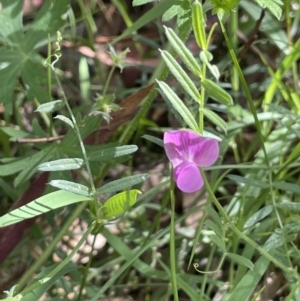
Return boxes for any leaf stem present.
[53,71,97,197]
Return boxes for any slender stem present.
[169,171,179,301]
[218,18,270,167]
[102,66,115,96]
[20,223,95,296]
[16,203,88,292]
[199,64,206,134]
[200,168,297,277]
[47,34,53,136]
[76,231,97,301]
[53,71,96,196]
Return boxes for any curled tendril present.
[193,253,226,274]
[44,31,62,69]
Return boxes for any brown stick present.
[16,135,65,144]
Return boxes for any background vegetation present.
[0,0,300,300]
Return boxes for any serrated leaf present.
[54,115,74,128]
[244,205,273,229]
[210,234,226,252]
[227,175,269,188]
[160,49,201,103]
[49,180,90,197]
[202,79,233,105]
[255,0,282,19]
[200,108,227,133]
[26,0,71,49]
[37,158,84,172]
[97,174,149,194]
[89,145,138,162]
[0,190,91,227]
[164,26,202,76]
[226,253,254,270]
[162,5,181,21]
[157,80,198,132]
[35,100,64,113]
[101,190,141,219]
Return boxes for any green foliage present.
[0,0,299,300]
[100,189,141,219]
[0,190,91,227]
[0,0,71,114]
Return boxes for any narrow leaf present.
[227,175,269,189]
[227,255,269,301]
[276,202,300,212]
[205,220,223,238]
[141,135,163,147]
[202,79,233,105]
[273,181,300,194]
[97,174,149,194]
[160,50,201,102]
[0,190,90,227]
[133,0,156,5]
[226,253,254,270]
[205,206,222,227]
[54,115,74,128]
[112,0,173,44]
[210,234,226,252]
[200,108,227,133]
[101,190,141,219]
[164,26,202,76]
[244,205,273,229]
[49,180,90,197]
[35,100,64,113]
[37,158,84,172]
[89,145,138,161]
[192,0,207,49]
[157,80,198,132]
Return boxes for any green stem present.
[199,64,206,134]
[20,223,95,296]
[76,232,97,301]
[102,66,115,96]
[16,203,87,292]
[218,18,270,167]
[200,168,297,277]
[169,173,179,301]
[53,71,96,196]
[47,34,53,136]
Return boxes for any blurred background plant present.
[1,0,300,300]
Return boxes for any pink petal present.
[189,138,219,167]
[164,130,187,167]
[173,162,203,193]
[164,130,219,168]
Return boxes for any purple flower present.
[164,130,219,193]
